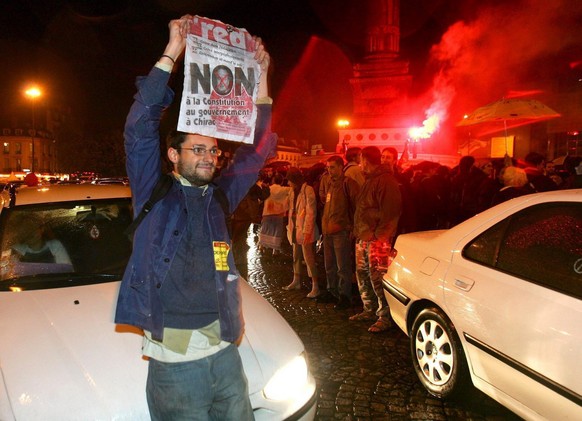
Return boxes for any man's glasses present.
[178,146,222,157]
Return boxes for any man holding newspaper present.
[115,14,275,420]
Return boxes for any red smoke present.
[416,0,582,152]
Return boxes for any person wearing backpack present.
[318,155,360,309]
[114,15,276,420]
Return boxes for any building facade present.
[0,127,57,176]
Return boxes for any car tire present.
[410,307,470,399]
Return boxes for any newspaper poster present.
[177,16,261,144]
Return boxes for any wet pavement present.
[243,232,522,421]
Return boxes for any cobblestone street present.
[243,233,522,421]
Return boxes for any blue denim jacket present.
[114,66,276,342]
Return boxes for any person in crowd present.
[381,147,398,174]
[258,172,291,255]
[381,148,418,234]
[448,155,475,226]
[283,167,321,298]
[456,158,500,223]
[491,166,533,206]
[572,159,582,189]
[115,15,275,420]
[548,170,568,189]
[475,159,501,213]
[544,160,556,178]
[231,178,271,279]
[562,156,582,189]
[305,162,327,250]
[317,155,360,309]
[410,161,450,230]
[343,146,365,279]
[344,147,365,187]
[350,146,401,333]
[523,152,557,192]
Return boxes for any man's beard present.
[178,161,216,186]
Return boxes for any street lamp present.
[24,86,42,173]
[337,119,350,154]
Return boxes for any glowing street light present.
[337,119,350,154]
[24,85,42,172]
[337,119,350,129]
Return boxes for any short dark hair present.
[286,167,304,186]
[327,155,344,167]
[361,146,381,166]
[272,173,284,185]
[345,147,361,163]
[166,130,188,150]
[525,152,545,166]
[459,155,475,173]
[382,147,398,162]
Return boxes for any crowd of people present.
[236,146,582,334]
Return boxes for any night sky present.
[2,0,581,154]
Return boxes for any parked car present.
[383,189,582,420]
[91,177,129,185]
[0,184,317,420]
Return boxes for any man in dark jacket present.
[523,152,557,192]
[114,15,276,420]
[318,155,360,309]
[349,146,401,333]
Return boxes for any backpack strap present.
[124,175,233,239]
[125,174,174,238]
[342,177,355,223]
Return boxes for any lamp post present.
[337,119,350,154]
[24,86,42,173]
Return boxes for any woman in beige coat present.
[283,167,320,298]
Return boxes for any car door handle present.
[454,277,475,291]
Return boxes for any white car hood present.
[0,282,149,420]
[0,280,305,420]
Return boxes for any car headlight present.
[263,353,309,401]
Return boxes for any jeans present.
[355,239,391,321]
[323,230,353,299]
[146,344,254,421]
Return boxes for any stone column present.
[366,0,400,57]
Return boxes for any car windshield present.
[0,198,133,291]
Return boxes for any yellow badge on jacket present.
[213,241,230,271]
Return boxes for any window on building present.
[15,143,21,154]
[3,143,9,154]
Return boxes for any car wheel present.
[410,307,470,399]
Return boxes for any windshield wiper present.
[0,273,120,291]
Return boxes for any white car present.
[0,184,317,421]
[383,189,582,421]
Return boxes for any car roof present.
[436,188,582,241]
[6,184,131,207]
